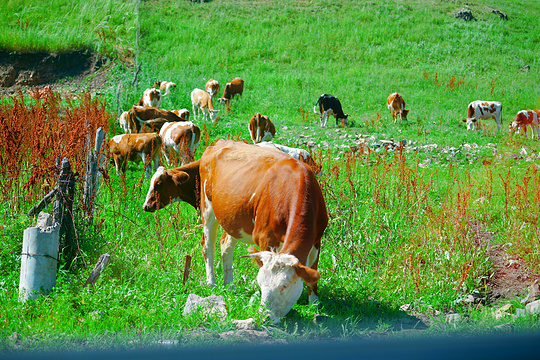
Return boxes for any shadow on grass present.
[278,286,429,338]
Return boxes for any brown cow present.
[387,92,409,123]
[127,105,186,133]
[160,121,201,166]
[218,77,244,110]
[248,113,276,144]
[108,133,162,179]
[143,140,328,322]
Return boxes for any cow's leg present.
[220,232,238,287]
[140,152,152,179]
[306,245,320,304]
[192,104,197,122]
[114,157,121,176]
[201,185,218,286]
[320,111,328,127]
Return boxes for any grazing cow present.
[205,79,220,100]
[173,108,190,121]
[191,88,219,123]
[136,88,162,108]
[256,141,321,175]
[314,94,348,127]
[118,111,130,133]
[509,110,540,139]
[462,100,503,131]
[153,81,176,96]
[160,121,201,166]
[143,140,328,321]
[386,92,409,123]
[218,77,244,110]
[248,113,276,144]
[127,106,186,133]
[108,133,162,179]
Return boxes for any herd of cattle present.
[105,76,539,321]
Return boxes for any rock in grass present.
[183,294,227,320]
[521,280,540,305]
[233,318,257,330]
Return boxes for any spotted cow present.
[463,100,503,131]
[126,105,186,133]
[509,110,540,139]
[108,133,162,179]
[160,121,201,166]
[191,88,219,123]
[136,88,162,108]
[218,77,244,110]
[248,113,276,144]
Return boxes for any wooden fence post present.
[84,127,105,223]
[54,156,76,268]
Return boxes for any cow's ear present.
[172,171,189,185]
[294,264,320,285]
[241,247,263,267]
[462,118,467,122]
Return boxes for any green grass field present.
[1,0,540,352]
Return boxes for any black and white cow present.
[314,94,348,127]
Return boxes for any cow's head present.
[337,115,349,127]
[462,117,478,131]
[242,249,320,322]
[402,109,410,121]
[217,98,228,106]
[143,166,191,212]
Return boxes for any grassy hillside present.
[2,0,540,352]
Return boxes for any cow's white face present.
[465,117,478,131]
[252,251,303,322]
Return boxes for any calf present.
[314,94,348,127]
[143,140,328,321]
[509,110,540,139]
[173,108,190,121]
[205,79,220,100]
[108,133,162,179]
[127,106,186,133]
[248,113,276,144]
[136,88,162,108]
[153,81,176,96]
[256,141,321,175]
[218,77,244,110]
[462,100,503,131]
[160,121,201,166]
[191,88,219,123]
[387,92,409,123]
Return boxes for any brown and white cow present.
[387,92,409,123]
[118,111,130,133]
[108,133,162,179]
[509,110,540,139]
[191,88,219,123]
[160,121,201,166]
[205,79,220,100]
[143,140,328,321]
[218,77,244,110]
[153,81,176,96]
[256,141,321,175]
[136,88,162,108]
[248,113,276,144]
[462,100,503,131]
[127,106,186,133]
[173,108,190,122]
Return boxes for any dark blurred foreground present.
[3,332,540,360]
